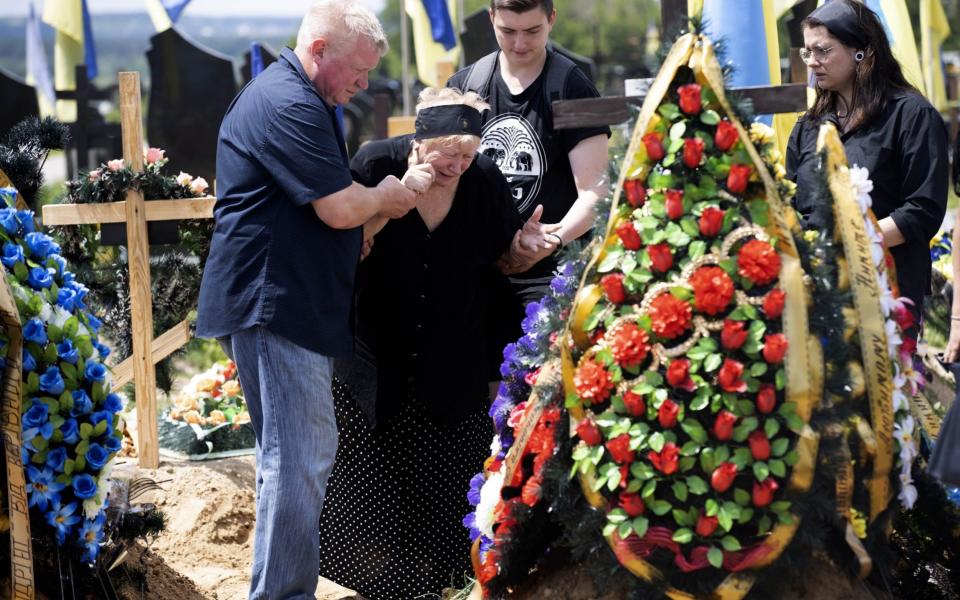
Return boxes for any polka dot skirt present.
[319,379,492,600]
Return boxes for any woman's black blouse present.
[350,135,521,425]
[786,91,948,310]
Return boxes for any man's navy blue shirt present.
[196,47,359,356]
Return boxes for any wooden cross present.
[42,72,216,469]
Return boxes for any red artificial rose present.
[714,120,738,152]
[658,398,680,429]
[762,333,789,364]
[624,179,647,208]
[763,289,786,319]
[601,272,627,304]
[721,319,748,350]
[576,418,603,446]
[711,461,738,492]
[665,189,685,220]
[894,302,916,332]
[726,163,752,195]
[666,358,693,389]
[718,358,747,393]
[622,390,646,417]
[738,239,781,285]
[713,410,738,441]
[683,137,705,169]
[648,293,693,340]
[574,358,616,404]
[678,83,702,114]
[619,491,646,517]
[648,442,680,475]
[648,243,674,274]
[748,430,771,460]
[696,513,719,537]
[690,266,735,316]
[616,220,642,251]
[757,384,777,414]
[611,322,650,369]
[699,206,725,237]
[643,133,665,161]
[752,478,779,507]
[606,433,635,465]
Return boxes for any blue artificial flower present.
[60,418,80,444]
[90,410,113,435]
[22,401,51,435]
[63,281,89,310]
[16,210,36,233]
[71,390,93,417]
[57,340,79,364]
[24,232,60,261]
[83,311,101,333]
[22,349,36,372]
[39,366,65,395]
[71,473,98,500]
[95,342,111,359]
[103,393,123,414]
[23,318,47,345]
[103,435,122,453]
[85,443,110,470]
[26,466,65,511]
[46,446,67,472]
[47,254,67,277]
[45,500,80,545]
[78,515,105,564]
[499,343,518,379]
[0,208,19,235]
[1,241,24,268]
[27,266,53,290]
[56,288,77,311]
[467,472,485,506]
[84,362,107,383]
[62,271,75,284]
[462,511,480,541]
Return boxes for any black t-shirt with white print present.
[448,50,610,281]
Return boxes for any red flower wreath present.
[737,239,781,285]
[648,293,693,340]
[690,266,735,316]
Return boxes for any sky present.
[0,0,386,18]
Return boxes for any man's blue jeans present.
[220,326,338,600]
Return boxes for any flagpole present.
[457,0,465,68]
[401,0,411,116]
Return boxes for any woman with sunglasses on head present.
[786,0,948,336]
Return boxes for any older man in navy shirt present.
[196,2,418,597]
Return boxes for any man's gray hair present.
[296,0,388,57]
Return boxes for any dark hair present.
[803,0,917,130]
[490,0,554,14]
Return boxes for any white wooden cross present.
[42,72,216,469]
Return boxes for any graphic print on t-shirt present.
[478,113,545,215]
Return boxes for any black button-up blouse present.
[786,91,948,311]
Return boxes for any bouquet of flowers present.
[168,360,250,431]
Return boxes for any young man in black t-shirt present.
[448,0,610,386]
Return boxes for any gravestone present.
[459,8,596,81]
[0,67,40,140]
[146,27,237,184]
[241,42,279,84]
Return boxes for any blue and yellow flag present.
[406,0,460,88]
[697,0,797,155]
[26,1,56,116]
[850,0,926,95]
[42,0,95,121]
[920,0,951,110]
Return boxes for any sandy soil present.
[114,455,360,600]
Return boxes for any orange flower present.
[738,239,781,285]
[574,358,615,404]
[648,293,692,340]
[690,266,734,316]
[610,322,650,368]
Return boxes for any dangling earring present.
[854,51,865,62]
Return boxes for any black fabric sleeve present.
[558,68,611,153]
[888,104,949,245]
[785,121,802,183]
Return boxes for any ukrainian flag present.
[696,0,797,155]
[920,0,951,110]
[42,0,96,121]
[406,0,460,88]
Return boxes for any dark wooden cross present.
[553,0,810,130]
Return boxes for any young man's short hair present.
[490,0,553,14]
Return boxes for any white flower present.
[893,415,918,463]
[877,272,896,316]
[898,472,918,509]
[189,176,209,196]
[175,171,193,187]
[38,302,53,323]
[891,367,909,413]
[87,169,101,183]
[107,159,124,172]
[145,147,166,165]
[848,165,873,212]
[489,436,502,461]
[885,318,902,359]
[475,471,504,539]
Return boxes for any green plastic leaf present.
[74,455,86,471]
[642,479,658,499]
[686,476,708,495]
[721,535,742,551]
[764,418,781,438]
[706,499,719,517]
[769,459,787,478]
[772,438,790,456]
[633,516,649,538]
[681,420,708,444]
[659,103,681,120]
[734,488,751,506]
[79,422,93,439]
[708,547,724,568]
[690,389,710,411]
[704,353,723,372]
[672,528,693,544]
[649,431,665,453]
[651,500,672,516]
[753,462,770,481]
[597,250,621,273]
[64,459,75,475]
[670,121,687,140]
[717,507,733,532]
[700,109,721,125]
[673,481,689,502]
[619,521,634,538]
